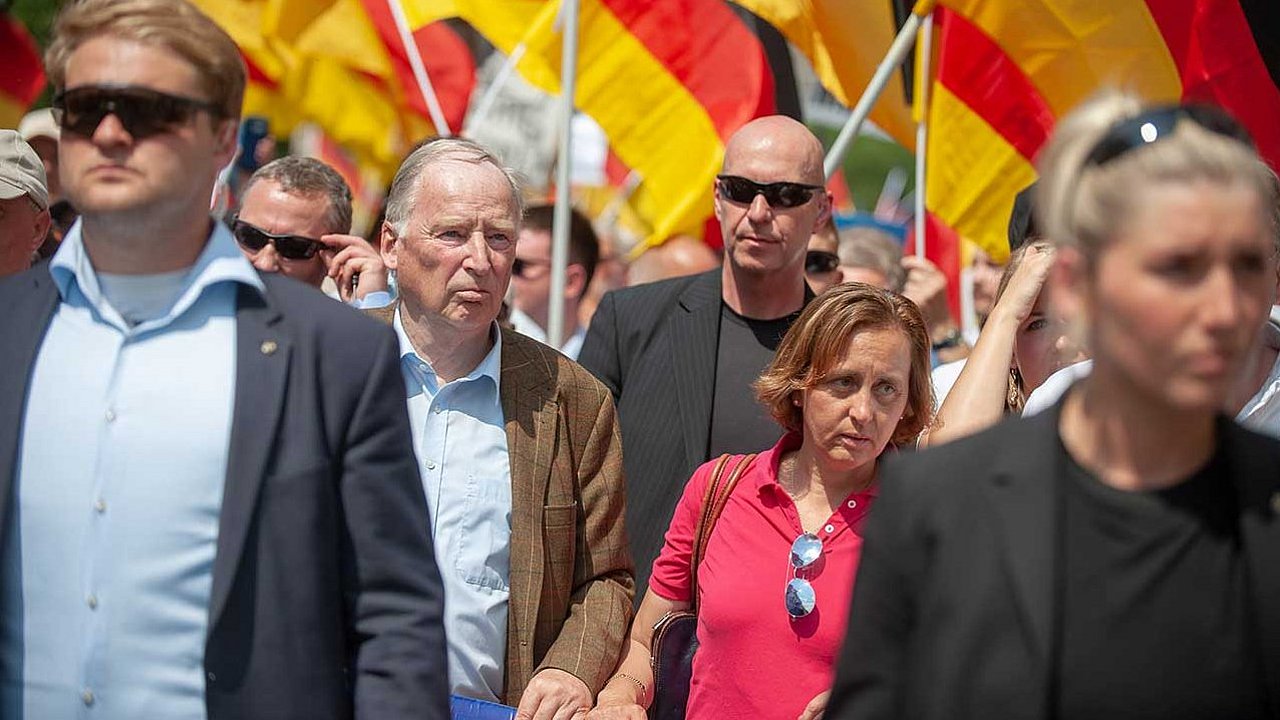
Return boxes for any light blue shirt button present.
[105,409,116,423]
[81,689,94,706]
[87,594,98,610]
[426,461,437,470]
[94,498,107,513]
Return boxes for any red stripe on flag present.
[241,52,279,90]
[361,2,476,133]
[1143,0,1280,170]
[904,212,962,322]
[0,14,45,106]
[597,0,774,141]
[934,8,1054,163]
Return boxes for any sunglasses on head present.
[805,250,840,275]
[717,175,824,209]
[52,85,222,140]
[231,218,322,260]
[1083,103,1255,167]
[785,532,823,619]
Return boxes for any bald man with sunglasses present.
[579,115,833,592]
[0,2,448,719]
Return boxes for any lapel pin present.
[260,340,278,356]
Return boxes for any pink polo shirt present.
[649,433,878,720]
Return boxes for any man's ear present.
[380,221,399,271]
[31,208,51,254]
[564,263,588,299]
[815,190,834,228]
[212,118,239,170]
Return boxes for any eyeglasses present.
[717,175,824,209]
[805,250,839,275]
[52,85,222,140]
[1083,104,1254,167]
[231,217,322,260]
[511,257,551,279]
[785,532,823,619]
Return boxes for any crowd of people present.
[1,1,1278,719]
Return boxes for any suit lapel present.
[209,284,291,628]
[980,409,1061,669]
[499,330,557,696]
[1223,421,1280,710]
[0,270,60,528]
[670,271,721,470]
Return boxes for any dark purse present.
[647,453,756,720]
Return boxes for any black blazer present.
[827,406,1280,720]
[579,270,725,590]
[0,266,449,720]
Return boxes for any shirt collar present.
[49,217,264,325]
[756,431,881,499]
[393,305,503,394]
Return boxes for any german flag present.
[448,0,776,249]
[927,0,1280,260]
[0,13,45,129]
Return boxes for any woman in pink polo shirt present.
[589,283,935,720]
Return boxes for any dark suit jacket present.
[0,266,449,720]
[578,270,725,590]
[366,306,635,703]
[827,406,1280,720]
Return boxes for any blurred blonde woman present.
[829,92,1280,719]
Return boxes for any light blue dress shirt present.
[0,220,263,720]
[394,309,512,702]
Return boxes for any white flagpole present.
[913,9,934,259]
[823,0,938,179]
[387,0,452,136]
[547,0,580,348]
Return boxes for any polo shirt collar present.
[756,430,881,499]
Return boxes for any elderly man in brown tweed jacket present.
[370,136,634,717]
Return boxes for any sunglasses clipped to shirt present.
[230,217,323,260]
[1083,103,1255,167]
[52,85,223,140]
[717,175,824,209]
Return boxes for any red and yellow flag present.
[926,0,1280,260]
[0,13,45,129]
[439,0,775,249]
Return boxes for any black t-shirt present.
[1057,443,1266,719]
[707,303,799,458]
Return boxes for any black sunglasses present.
[52,85,223,140]
[717,175,824,209]
[1083,103,1254,167]
[231,218,322,260]
[805,250,839,275]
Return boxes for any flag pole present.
[387,0,452,136]
[547,0,580,348]
[912,8,934,259]
[823,0,938,179]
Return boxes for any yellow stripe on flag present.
[926,84,1036,261]
[732,0,915,148]
[940,0,1182,115]
[460,0,727,247]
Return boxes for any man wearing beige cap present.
[0,129,51,276]
[19,107,62,204]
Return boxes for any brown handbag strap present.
[688,453,756,613]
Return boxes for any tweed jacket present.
[368,305,635,703]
